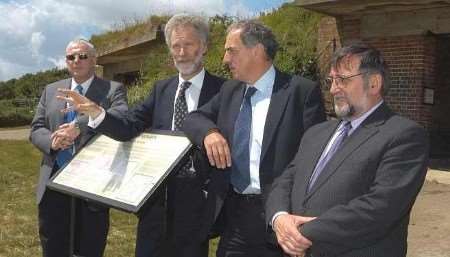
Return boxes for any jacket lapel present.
[227,83,246,143]
[306,103,391,198]
[84,76,103,104]
[260,70,291,161]
[198,71,214,107]
[164,77,179,128]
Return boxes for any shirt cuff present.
[271,211,289,228]
[88,107,106,128]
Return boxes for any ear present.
[254,43,265,58]
[368,73,382,95]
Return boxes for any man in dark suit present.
[182,20,326,257]
[266,43,429,257]
[60,14,224,257]
[30,39,128,257]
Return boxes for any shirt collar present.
[178,68,205,91]
[247,65,275,95]
[71,75,94,94]
[347,100,384,132]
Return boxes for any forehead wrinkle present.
[335,54,361,74]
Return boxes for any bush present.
[0,100,37,127]
[124,5,321,105]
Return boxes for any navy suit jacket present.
[266,103,429,257]
[183,69,326,240]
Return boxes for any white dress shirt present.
[171,68,205,129]
[240,65,275,194]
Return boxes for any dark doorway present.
[430,34,450,169]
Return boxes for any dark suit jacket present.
[30,76,128,203]
[266,103,429,257]
[183,69,326,240]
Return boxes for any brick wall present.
[368,36,435,129]
[317,16,437,129]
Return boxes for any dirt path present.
[0,128,30,140]
[408,179,450,257]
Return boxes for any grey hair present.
[227,20,278,60]
[331,42,391,96]
[66,38,96,56]
[164,13,209,46]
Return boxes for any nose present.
[329,80,340,95]
[222,51,230,65]
[179,47,185,56]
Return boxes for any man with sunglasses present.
[30,38,128,257]
[266,43,429,257]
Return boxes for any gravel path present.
[0,128,30,140]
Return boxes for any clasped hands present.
[51,88,101,151]
[273,214,316,257]
[51,122,79,150]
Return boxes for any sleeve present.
[182,89,222,149]
[265,139,307,225]
[96,84,154,141]
[88,107,106,128]
[29,86,53,155]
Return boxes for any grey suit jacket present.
[266,103,429,257]
[30,76,128,204]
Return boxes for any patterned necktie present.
[231,86,257,193]
[174,81,191,131]
[174,81,193,177]
[55,85,83,168]
[307,121,352,192]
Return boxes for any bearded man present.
[60,14,224,257]
[266,43,429,257]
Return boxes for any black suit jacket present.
[266,103,429,257]
[183,69,326,240]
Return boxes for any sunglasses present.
[66,53,90,61]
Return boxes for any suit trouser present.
[166,175,209,257]
[38,188,109,257]
[135,188,166,257]
[217,190,283,257]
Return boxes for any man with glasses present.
[30,38,128,257]
[266,42,429,257]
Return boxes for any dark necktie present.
[231,86,257,193]
[307,121,352,192]
[174,81,193,177]
[56,85,83,168]
[174,81,191,131]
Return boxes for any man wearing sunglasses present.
[266,43,429,257]
[30,38,128,257]
[58,14,225,257]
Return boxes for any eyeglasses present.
[66,53,90,61]
[323,72,368,89]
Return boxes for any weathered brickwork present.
[316,16,449,131]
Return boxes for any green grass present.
[0,140,218,256]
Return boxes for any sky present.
[0,0,292,82]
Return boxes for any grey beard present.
[334,103,354,119]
